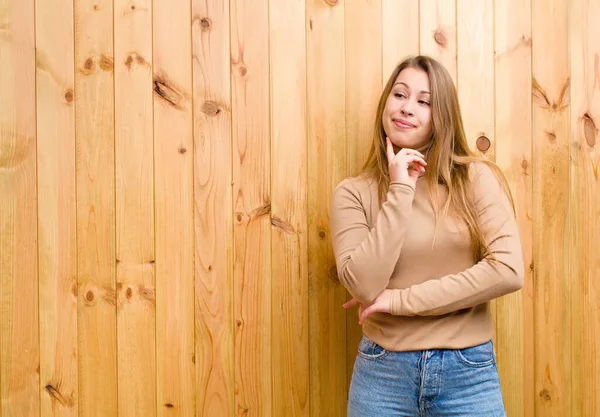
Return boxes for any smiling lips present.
[393,118,416,129]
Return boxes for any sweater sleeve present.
[330,178,415,304]
[389,163,525,316]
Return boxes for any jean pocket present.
[454,340,495,368]
[357,335,388,360]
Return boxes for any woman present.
[330,55,524,416]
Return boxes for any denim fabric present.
[348,334,506,417]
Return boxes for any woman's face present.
[382,67,433,150]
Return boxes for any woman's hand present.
[386,137,427,188]
[343,289,394,325]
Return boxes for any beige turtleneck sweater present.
[330,162,524,351]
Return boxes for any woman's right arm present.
[330,179,416,304]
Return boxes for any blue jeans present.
[348,335,506,416]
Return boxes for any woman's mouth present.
[393,118,416,129]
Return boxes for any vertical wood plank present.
[419,0,457,83]
[382,0,419,82]
[114,0,156,415]
[0,0,39,415]
[569,1,600,415]
[231,0,272,416]
[457,0,494,157]
[74,0,117,415]
[153,0,195,413]
[307,1,347,416]
[532,0,571,415]
[344,0,382,386]
[36,0,78,414]
[494,0,534,415]
[270,0,309,415]
[192,1,234,416]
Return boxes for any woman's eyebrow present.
[393,81,430,95]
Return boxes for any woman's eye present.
[394,93,406,99]
[419,100,430,106]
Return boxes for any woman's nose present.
[400,105,414,117]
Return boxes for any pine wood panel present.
[344,0,382,387]
[382,0,419,81]
[192,1,234,416]
[457,0,495,157]
[114,0,156,415]
[270,0,309,416]
[532,0,572,415]
[494,1,534,416]
[36,0,78,414]
[569,0,600,415]
[307,1,348,416]
[153,0,195,413]
[0,0,39,415]
[231,1,272,416]
[420,0,457,83]
[74,0,117,415]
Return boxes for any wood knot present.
[476,135,491,152]
[64,89,74,103]
[153,76,185,110]
[521,158,529,174]
[317,229,326,240]
[178,147,187,154]
[323,0,338,6]
[126,288,133,299]
[582,113,597,147]
[125,55,134,68]
[433,30,447,48]
[130,4,136,10]
[93,4,99,11]
[83,58,95,71]
[164,403,174,408]
[200,17,212,31]
[201,101,220,116]
[85,291,94,302]
[99,54,114,71]
[235,213,244,223]
[235,320,243,327]
[239,66,248,76]
[539,389,552,402]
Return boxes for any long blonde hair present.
[361,55,514,261]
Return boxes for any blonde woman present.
[330,55,524,417]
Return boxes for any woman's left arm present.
[350,162,525,321]
[387,162,524,316]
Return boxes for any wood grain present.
[382,0,419,81]
[74,0,117,415]
[0,0,39,415]
[231,1,272,416]
[192,1,234,416]
[36,0,78,414]
[494,0,534,415]
[114,0,156,415]
[307,1,348,416]
[532,0,571,415]
[457,0,494,158]
[420,0,457,83]
[344,0,382,388]
[569,0,600,415]
[153,0,195,413]
[270,0,309,415]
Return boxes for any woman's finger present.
[385,137,395,162]
[343,298,360,309]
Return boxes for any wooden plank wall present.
[0,0,598,416]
